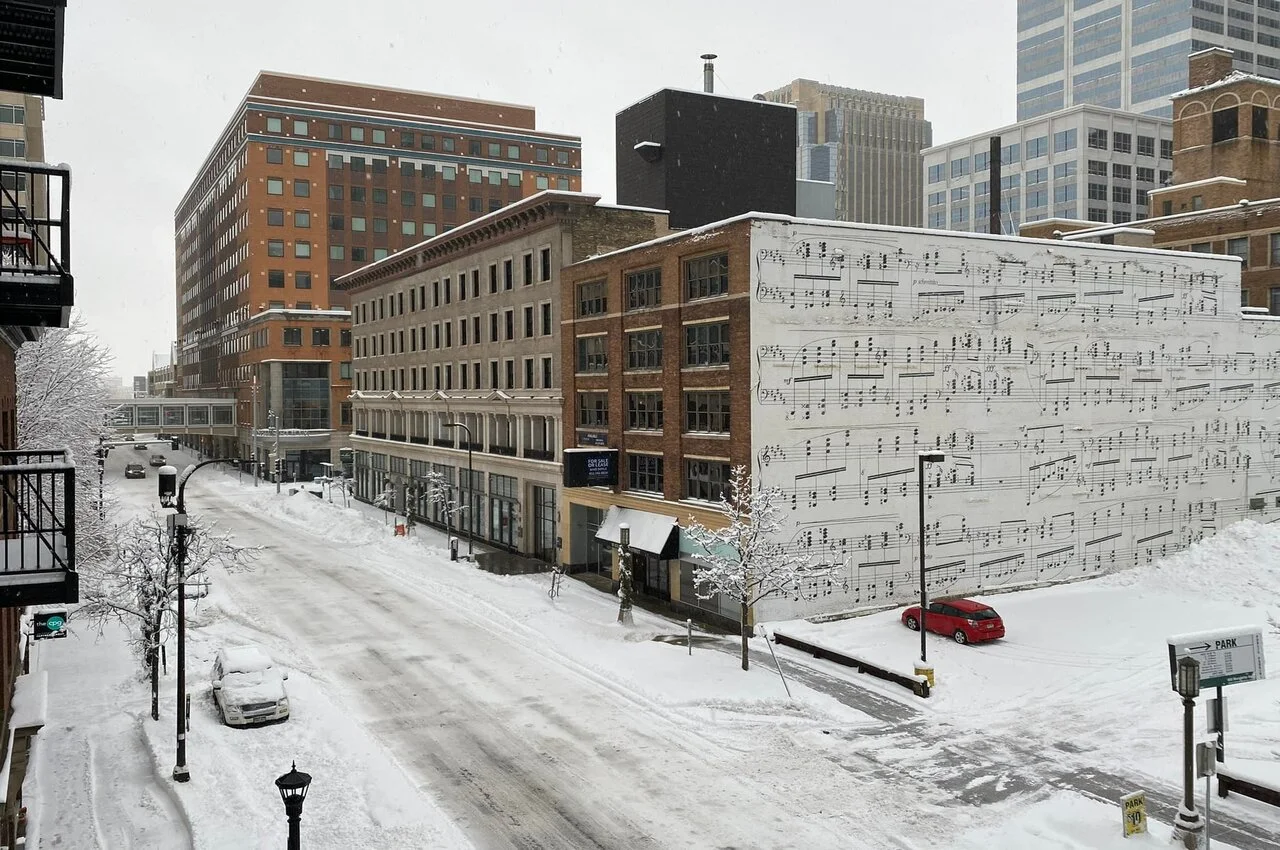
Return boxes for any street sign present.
[33,611,67,640]
[1167,626,1266,690]
[1120,790,1148,837]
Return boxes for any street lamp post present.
[158,456,239,783]
[274,762,312,850]
[443,421,473,561]
[251,377,259,488]
[917,451,945,666]
[96,437,107,519]
[1173,656,1205,848]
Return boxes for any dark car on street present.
[148,453,167,467]
[125,463,146,479]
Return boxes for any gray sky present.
[45,0,1016,382]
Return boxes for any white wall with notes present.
[748,217,1276,621]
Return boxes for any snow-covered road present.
[191,475,885,849]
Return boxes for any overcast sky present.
[45,0,1017,383]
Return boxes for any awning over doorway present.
[594,506,680,558]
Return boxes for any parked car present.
[124,463,146,479]
[133,442,148,451]
[122,435,134,442]
[148,453,166,467]
[901,598,1005,645]
[211,646,290,727]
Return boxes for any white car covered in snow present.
[211,646,290,727]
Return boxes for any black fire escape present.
[0,0,76,605]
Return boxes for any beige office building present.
[336,191,667,560]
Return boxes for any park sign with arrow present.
[1167,626,1266,691]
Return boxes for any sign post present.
[1120,790,1148,837]
[1169,625,1266,768]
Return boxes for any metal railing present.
[0,158,71,280]
[523,448,555,461]
[488,444,516,457]
[0,448,76,575]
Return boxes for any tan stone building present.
[336,192,667,559]
[174,72,582,479]
[1022,47,1280,314]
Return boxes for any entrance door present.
[532,486,556,563]
[490,497,516,549]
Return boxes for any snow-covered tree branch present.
[77,509,259,720]
[16,313,117,571]
[683,465,836,670]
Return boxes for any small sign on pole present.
[33,611,68,640]
[1167,626,1266,690]
[1121,790,1148,837]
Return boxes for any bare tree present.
[424,470,462,539]
[78,509,257,720]
[16,313,117,570]
[683,465,836,671]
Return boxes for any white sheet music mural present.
[747,218,1280,621]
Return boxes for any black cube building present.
[616,88,796,230]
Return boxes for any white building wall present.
[748,217,1276,621]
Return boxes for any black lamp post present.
[1173,656,1205,848]
[275,761,312,850]
[159,456,239,783]
[96,437,108,519]
[917,451,945,665]
[443,421,473,561]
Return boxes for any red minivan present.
[901,598,1005,645]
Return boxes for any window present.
[373,187,387,203]
[296,271,312,290]
[1192,195,1205,211]
[283,327,302,346]
[686,460,730,503]
[267,178,284,195]
[1053,161,1076,180]
[541,302,552,335]
[1160,139,1173,159]
[1088,182,1108,201]
[540,247,551,281]
[627,454,664,493]
[488,263,498,293]
[1271,287,1280,316]
[266,146,284,164]
[1228,236,1250,268]
[266,117,282,133]
[1160,170,1172,186]
[267,239,285,257]
[927,163,944,183]
[505,359,515,390]
[268,269,285,288]
[1135,189,1148,206]
[685,391,730,433]
[373,218,387,233]
[1112,186,1131,204]
[626,268,661,310]
[1087,128,1107,149]
[523,305,534,338]
[372,129,386,144]
[0,104,26,124]
[1213,108,1239,142]
[401,130,416,148]
[504,259,514,289]
[330,214,344,231]
[684,322,730,367]
[685,253,729,299]
[576,336,608,372]
[489,312,497,341]
[578,392,608,428]
[293,150,309,166]
[1112,132,1131,153]
[267,208,284,226]
[423,193,436,208]
[402,221,416,236]
[327,123,342,140]
[1087,160,1107,177]
[1136,166,1155,183]
[468,197,482,212]
[577,279,607,316]
[402,190,416,207]
[507,145,520,160]
[295,241,311,258]
[1113,163,1131,180]
[1191,242,1211,253]
[294,179,310,197]
[328,185,344,200]
[504,309,514,340]
[626,393,664,431]
[350,127,364,142]
[1137,135,1155,157]
[557,150,569,165]
[1025,136,1048,158]
[1270,233,1280,266]
[312,327,331,346]
[536,176,549,190]
[352,217,366,232]
[442,194,456,210]
[542,356,552,388]
[330,245,345,260]
[290,210,309,229]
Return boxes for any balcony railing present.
[354,429,369,437]
[0,448,78,606]
[370,431,386,440]
[488,444,516,457]
[523,448,555,462]
[432,437,455,449]
[459,440,484,452]
[389,433,406,442]
[409,436,429,445]
[0,159,73,330]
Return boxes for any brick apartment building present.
[1022,47,1280,313]
[336,191,667,560]
[561,220,751,625]
[174,72,581,480]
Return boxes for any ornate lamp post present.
[443,421,474,560]
[916,451,945,666]
[1173,656,1205,848]
[274,762,312,850]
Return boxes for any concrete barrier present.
[772,630,930,698]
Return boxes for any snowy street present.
[28,445,1280,849]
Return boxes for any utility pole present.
[251,377,259,487]
[272,410,281,494]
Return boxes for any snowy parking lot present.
[26,445,1280,849]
